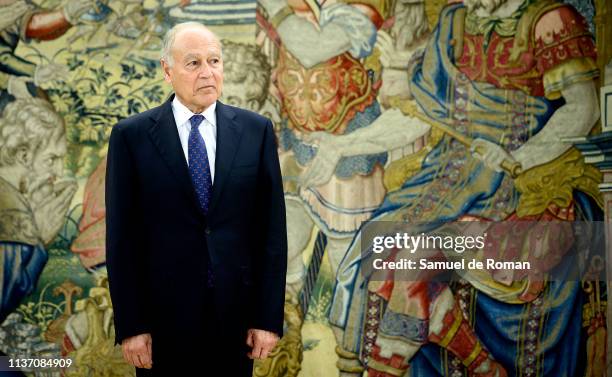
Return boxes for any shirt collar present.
[171,96,217,128]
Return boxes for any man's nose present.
[198,63,212,78]
[53,161,64,178]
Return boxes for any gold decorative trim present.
[366,358,405,376]
[344,0,395,20]
[452,7,466,61]
[335,361,366,373]
[543,57,599,99]
[270,6,294,29]
[533,32,595,57]
[594,0,612,81]
[438,309,463,348]
[462,342,483,367]
[335,345,360,360]
[509,0,558,62]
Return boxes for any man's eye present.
[187,61,198,66]
[210,58,219,64]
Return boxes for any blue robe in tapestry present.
[328,3,599,376]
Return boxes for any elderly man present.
[302,0,601,375]
[105,22,287,376]
[71,40,275,269]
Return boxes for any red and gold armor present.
[276,45,376,134]
[271,0,389,134]
[455,3,597,98]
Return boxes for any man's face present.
[32,130,67,181]
[162,27,224,113]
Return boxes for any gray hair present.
[0,98,64,167]
[161,22,223,67]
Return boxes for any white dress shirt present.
[171,96,217,184]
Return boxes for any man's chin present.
[192,96,219,111]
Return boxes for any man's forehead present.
[38,137,66,156]
[183,48,221,60]
[50,131,67,147]
[173,27,221,53]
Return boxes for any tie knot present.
[190,114,205,129]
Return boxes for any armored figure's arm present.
[300,108,431,186]
[511,80,599,171]
[475,4,600,173]
[260,0,380,68]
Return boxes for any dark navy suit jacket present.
[105,96,287,358]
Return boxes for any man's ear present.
[160,59,172,83]
[15,145,33,167]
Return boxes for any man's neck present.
[175,95,214,114]
[476,0,525,18]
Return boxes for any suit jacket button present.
[205,227,211,235]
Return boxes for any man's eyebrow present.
[183,53,201,61]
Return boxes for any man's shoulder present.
[534,3,591,44]
[114,102,166,133]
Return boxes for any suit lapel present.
[147,98,242,218]
[147,96,203,218]
[208,101,243,216]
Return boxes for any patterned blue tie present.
[188,114,213,214]
[188,114,214,288]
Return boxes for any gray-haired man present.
[105,22,287,376]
